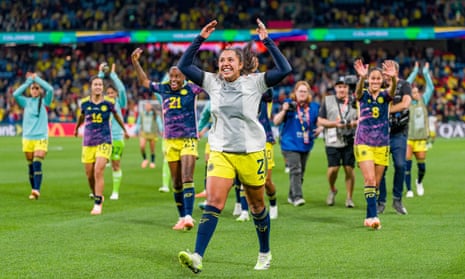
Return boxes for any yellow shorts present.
[140,131,158,140]
[265,142,275,169]
[407,139,427,153]
[164,138,198,162]
[354,144,389,166]
[22,138,48,153]
[82,143,112,163]
[207,150,266,186]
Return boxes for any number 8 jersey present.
[80,96,116,146]
[354,90,392,147]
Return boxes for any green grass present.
[1,136,464,278]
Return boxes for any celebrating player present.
[13,72,53,200]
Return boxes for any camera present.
[344,75,358,109]
[344,75,358,92]
[340,119,349,126]
[389,109,409,132]
[287,101,297,112]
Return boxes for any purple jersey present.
[354,89,392,147]
[150,81,203,139]
[80,96,116,146]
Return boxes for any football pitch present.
[1,136,464,278]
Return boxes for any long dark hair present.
[241,42,257,75]
[37,95,42,116]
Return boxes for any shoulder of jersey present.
[104,96,115,104]
[81,96,90,103]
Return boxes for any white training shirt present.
[203,72,268,153]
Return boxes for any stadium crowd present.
[1,0,463,31]
[1,0,465,125]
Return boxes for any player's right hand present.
[200,20,217,39]
[131,48,143,61]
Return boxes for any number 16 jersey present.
[80,96,116,146]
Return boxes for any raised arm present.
[382,60,398,99]
[12,75,33,107]
[177,20,218,86]
[110,68,128,108]
[131,48,151,89]
[353,59,368,100]
[406,61,419,84]
[256,19,292,87]
[422,63,434,104]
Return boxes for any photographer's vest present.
[408,98,429,140]
[323,95,357,148]
[140,110,159,135]
[389,79,410,135]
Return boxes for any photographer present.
[274,81,321,207]
[318,76,358,208]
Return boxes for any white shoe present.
[293,198,305,207]
[232,203,242,216]
[416,179,424,196]
[110,192,119,200]
[284,167,290,173]
[178,251,203,274]
[406,190,414,198]
[269,205,278,219]
[236,211,250,222]
[254,251,272,270]
[158,186,170,193]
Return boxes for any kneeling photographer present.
[317,76,358,208]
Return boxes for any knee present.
[246,194,265,213]
[289,167,302,176]
[206,196,226,211]
[393,161,405,171]
[364,176,377,186]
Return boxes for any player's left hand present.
[256,18,268,40]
